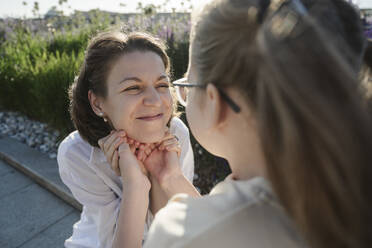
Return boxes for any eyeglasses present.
[172,78,241,113]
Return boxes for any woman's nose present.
[143,87,161,106]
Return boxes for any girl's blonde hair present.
[192,0,372,247]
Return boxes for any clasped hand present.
[97,129,182,190]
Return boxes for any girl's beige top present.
[144,177,308,248]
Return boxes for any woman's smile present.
[136,113,164,121]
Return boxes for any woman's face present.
[100,51,173,143]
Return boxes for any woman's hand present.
[98,130,128,176]
[144,132,183,186]
[117,142,151,192]
[98,130,150,176]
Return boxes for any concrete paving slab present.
[0,239,9,248]
[0,159,14,176]
[0,136,82,210]
[0,183,75,248]
[18,211,80,248]
[0,169,33,198]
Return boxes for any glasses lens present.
[175,85,188,106]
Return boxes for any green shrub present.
[0,28,85,134]
[0,20,190,137]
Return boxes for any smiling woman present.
[56,30,194,248]
[69,31,178,147]
[89,50,173,143]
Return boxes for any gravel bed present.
[0,111,60,159]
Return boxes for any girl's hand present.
[135,143,155,163]
[144,132,183,185]
[134,127,173,163]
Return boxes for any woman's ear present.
[204,83,228,131]
[88,90,105,117]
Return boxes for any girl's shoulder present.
[145,178,305,248]
[160,178,276,220]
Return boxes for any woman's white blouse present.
[57,117,194,248]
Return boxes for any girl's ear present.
[88,90,105,117]
[204,83,228,131]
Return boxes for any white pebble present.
[0,111,61,160]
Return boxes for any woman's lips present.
[137,113,163,121]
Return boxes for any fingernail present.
[118,131,126,137]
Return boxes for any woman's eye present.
[157,83,170,89]
[123,86,141,92]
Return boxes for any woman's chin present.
[129,131,165,144]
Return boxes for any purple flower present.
[365,28,372,40]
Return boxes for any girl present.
[57,31,194,248]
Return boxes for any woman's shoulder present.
[169,117,189,140]
[57,130,92,168]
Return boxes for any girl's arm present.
[159,170,201,199]
[149,176,169,215]
[148,126,196,214]
[145,139,201,200]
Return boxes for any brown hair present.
[365,41,372,68]
[361,41,372,100]
[69,31,175,147]
[192,0,372,247]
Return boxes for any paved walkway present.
[0,155,80,248]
